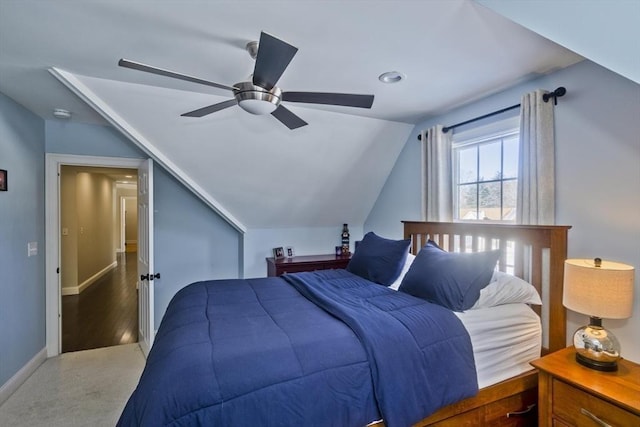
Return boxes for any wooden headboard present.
[403,221,571,353]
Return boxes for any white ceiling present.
[0,0,584,230]
[0,0,583,124]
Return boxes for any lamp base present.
[575,352,618,372]
[572,317,621,372]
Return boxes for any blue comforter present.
[117,270,477,426]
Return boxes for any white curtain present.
[517,90,556,225]
[421,125,453,222]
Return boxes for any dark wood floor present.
[62,252,138,353]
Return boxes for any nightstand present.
[266,254,351,277]
[530,346,640,427]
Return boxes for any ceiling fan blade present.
[181,99,238,117]
[118,59,237,92]
[252,32,298,90]
[282,92,374,109]
[271,105,308,130]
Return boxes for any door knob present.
[149,272,161,281]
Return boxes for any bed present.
[118,221,570,427]
[400,221,571,426]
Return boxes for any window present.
[453,118,519,222]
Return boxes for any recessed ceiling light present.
[378,71,405,84]
[53,108,72,119]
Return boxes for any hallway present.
[62,252,138,353]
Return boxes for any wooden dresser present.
[531,346,640,427]
[266,254,351,276]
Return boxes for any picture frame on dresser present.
[273,247,285,259]
[0,169,6,191]
[286,246,295,258]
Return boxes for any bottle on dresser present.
[341,224,350,255]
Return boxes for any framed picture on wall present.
[0,169,6,191]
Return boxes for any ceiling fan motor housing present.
[233,81,281,115]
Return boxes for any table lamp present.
[562,258,634,371]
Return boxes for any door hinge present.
[56,267,60,274]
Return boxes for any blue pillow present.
[398,241,499,311]
[346,232,411,286]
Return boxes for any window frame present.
[452,117,520,223]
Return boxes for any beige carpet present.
[0,344,145,427]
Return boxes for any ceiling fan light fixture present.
[237,96,279,115]
[234,82,282,115]
[378,71,405,84]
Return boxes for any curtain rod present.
[417,86,566,141]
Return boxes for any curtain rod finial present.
[543,86,567,104]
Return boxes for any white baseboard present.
[61,286,78,296]
[60,261,117,295]
[0,347,47,405]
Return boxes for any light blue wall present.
[366,59,640,362]
[153,165,241,326]
[46,120,146,158]
[0,93,46,386]
[364,130,423,239]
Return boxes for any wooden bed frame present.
[394,221,571,426]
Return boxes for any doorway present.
[45,154,150,357]
[58,165,138,352]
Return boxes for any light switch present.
[62,227,69,236]
[28,241,38,257]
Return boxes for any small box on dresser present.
[266,254,351,276]
[530,346,640,427]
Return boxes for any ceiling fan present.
[118,32,375,130]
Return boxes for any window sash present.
[453,128,519,222]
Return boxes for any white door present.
[137,158,154,357]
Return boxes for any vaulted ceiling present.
[0,0,584,230]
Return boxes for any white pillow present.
[470,270,542,309]
[388,253,415,291]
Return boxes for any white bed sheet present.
[455,303,541,389]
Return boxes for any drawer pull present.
[506,403,536,418]
[580,408,613,427]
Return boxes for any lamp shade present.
[563,258,634,319]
